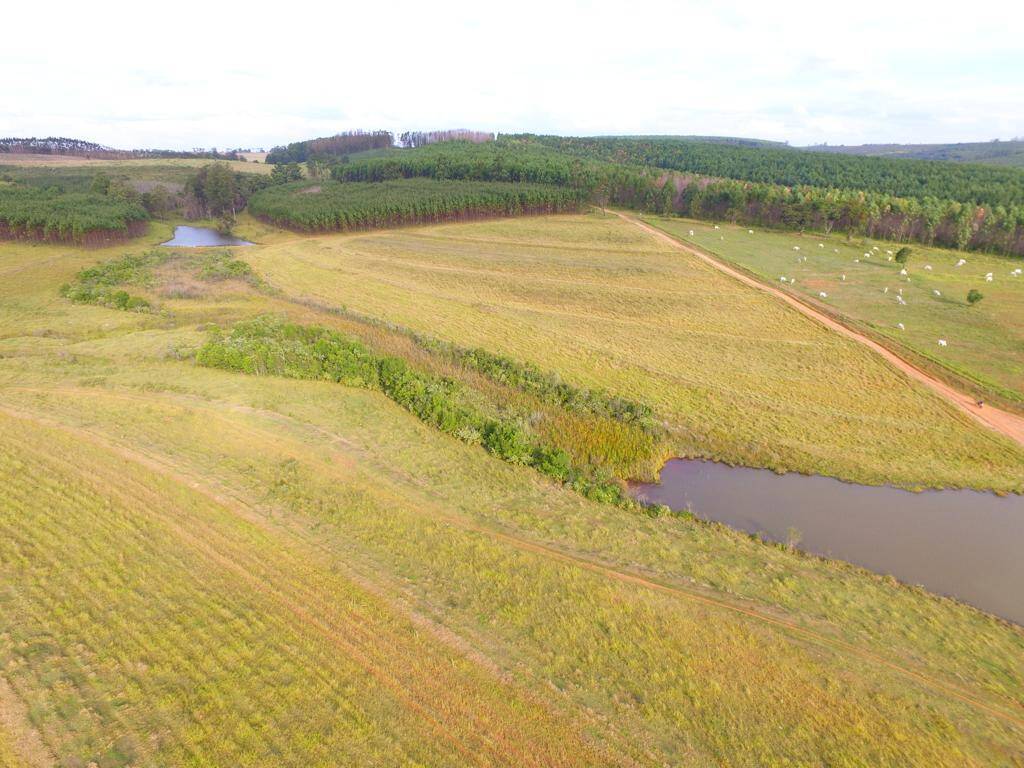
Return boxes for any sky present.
[2,0,1023,150]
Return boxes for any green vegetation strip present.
[296,299,660,433]
[247,178,584,232]
[197,317,645,508]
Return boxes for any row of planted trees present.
[658,178,1024,256]
[0,186,149,244]
[246,178,584,232]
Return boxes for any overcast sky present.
[3,0,1022,150]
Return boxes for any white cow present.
[924,265,932,270]
[819,292,828,298]
[899,268,908,275]
[956,259,966,267]
[897,322,905,330]
[938,339,947,347]
[933,289,941,297]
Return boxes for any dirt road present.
[613,210,1024,449]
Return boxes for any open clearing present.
[239,211,1024,492]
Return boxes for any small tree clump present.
[895,246,912,263]
[967,289,984,305]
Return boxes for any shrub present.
[967,289,984,305]
[895,247,912,263]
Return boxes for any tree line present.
[246,178,583,232]
[266,131,394,165]
[398,130,494,148]
[517,135,1024,209]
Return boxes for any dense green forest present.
[0,186,149,243]
[520,135,1024,208]
[334,141,1024,255]
[247,178,584,231]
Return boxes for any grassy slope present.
[647,216,1024,407]
[0,230,1023,765]
[238,211,1024,492]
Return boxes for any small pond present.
[161,226,253,247]
[631,459,1024,624]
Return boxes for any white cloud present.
[1,0,1022,148]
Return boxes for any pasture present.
[0,221,1023,765]
[647,216,1024,407]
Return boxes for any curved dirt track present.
[612,211,1024,448]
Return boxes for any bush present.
[895,246,912,263]
[967,289,984,305]
[481,421,533,465]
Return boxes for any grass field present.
[1,220,1023,765]
[235,211,1024,492]
[646,216,1024,407]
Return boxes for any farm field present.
[239,211,1024,492]
[0,153,270,175]
[1,219,1024,765]
[646,216,1024,408]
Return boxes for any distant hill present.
[803,139,1024,167]
[0,136,241,161]
[0,136,120,157]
